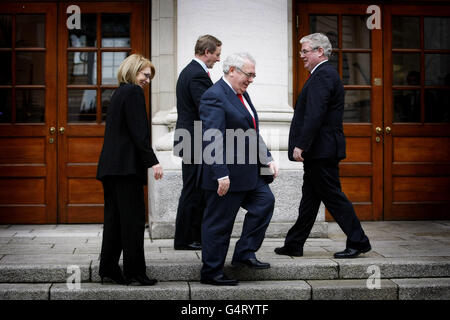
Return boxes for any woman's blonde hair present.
[116,54,155,85]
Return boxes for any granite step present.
[1,278,449,300]
[1,257,449,283]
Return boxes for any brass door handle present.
[376,127,383,134]
[59,127,65,134]
[49,127,56,134]
[385,126,392,134]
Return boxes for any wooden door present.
[383,5,450,220]
[0,3,57,223]
[296,3,384,220]
[57,2,146,223]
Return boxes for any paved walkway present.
[0,220,449,262]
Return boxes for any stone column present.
[149,0,327,239]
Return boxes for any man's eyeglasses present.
[139,71,152,79]
[300,47,319,55]
[236,67,256,79]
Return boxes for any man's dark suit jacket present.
[199,78,273,192]
[288,61,346,161]
[174,60,213,162]
[97,83,159,185]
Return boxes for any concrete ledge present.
[335,257,450,279]
[0,264,91,283]
[392,278,450,300]
[0,283,51,300]
[50,282,190,300]
[308,279,398,300]
[190,280,311,300]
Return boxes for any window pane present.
[0,15,12,48]
[101,14,130,48]
[16,52,45,85]
[393,90,421,123]
[101,89,115,121]
[393,53,420,85]
[342,53,371,85]
[342,15,370,49]
[0,52,12,85]
[16,15,45,48]
[425,54,450,86]
[68,14,97,47]
[425,90,450,123]
[68,52,97,85]
[68,90,97,123]
[344,90,371,122]
[16,89,45,123]
[309,15,338,48]
[102,52,127,84]
[425,17,450,49]
[392,16,420,49]
[0,89,12,123]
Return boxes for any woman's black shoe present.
[100,272,126,285]
[125,274,158,286]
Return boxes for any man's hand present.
[152,164,164,180]
[217,178,230,196]
[293,147,304,162]
[269,161,279,179]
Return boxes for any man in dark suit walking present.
[173,35,222,250]
[275,33,371,259]
[199,52,279,286]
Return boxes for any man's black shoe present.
[174,241,202,250]
[200,274,238,286]
[333,245,371,259]
[274,246,303,257]
[232,258,270,269]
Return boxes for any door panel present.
[0,3,57,223]
[296,3,383,221]
[57,2,145,223]
[383,5,450,220]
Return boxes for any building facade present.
[0,1,449,236]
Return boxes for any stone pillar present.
[149,0,327,239]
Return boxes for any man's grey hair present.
[300,33,332,58]
[223,52,256,74]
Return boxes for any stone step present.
[1,278,449,300]
[1,257,449,283]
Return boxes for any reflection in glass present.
[425,90,450,123]
[309,15,338,48]
[68,52,97,85]
[342,16,370,49]
[425,54,450,86]
[101,14,130,47]
[0,15,12,48]
[393,54,420,85]
[102,52,127,84]
[425,17,450,49]
[0,89,12,123]
[16,15,45,48]
[342,53,371,85]
[15,52,45,85]
[392,16,420,49]
[344,90,371,122]
[16,90,45,123]
[68,14,97,47]
[0,52,12,85]
[68,90,97,122]
[102,89,115,121]
[393,90,421,123]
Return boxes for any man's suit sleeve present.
[296,72,332,152]
[189,73,212,108]
[124,85,159,168]
[199,92,230,180]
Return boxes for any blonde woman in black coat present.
[97,54,163,285]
